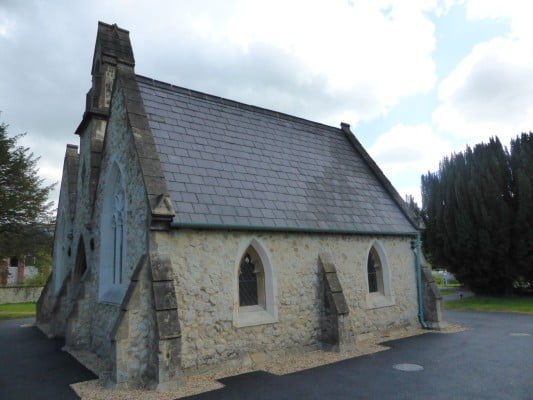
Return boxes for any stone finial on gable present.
[152,194,175,217]
[151,194,176,230]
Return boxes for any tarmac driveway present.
[0,310,531,400]
[187,310,533,400]
[0,318,96,400]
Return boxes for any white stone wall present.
[0,286,43,304]
[62,116,118,358]
[82,86,150,360]
[52,162,75,294]
[6,266,38,285]
[165,230,419,371]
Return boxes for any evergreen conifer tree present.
[0,122,54,259]
[510,133,533,286]
[422,136,522,294]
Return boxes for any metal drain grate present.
[393,363,424,371]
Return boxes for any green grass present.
[438,283,463,287]
[439,288,459,295]
[445,296,533,314]
[0,302,36,320]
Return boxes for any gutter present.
[170,221,418,237]
[414,232,429,329]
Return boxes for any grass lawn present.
[445,296,533,314]
[0,302,36,320]
[439,288,460,295]
[438,283,463,287]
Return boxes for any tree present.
[422,135,530,295]
[510,133,533,286]
[405,194,422,220]
[0,121,54,262]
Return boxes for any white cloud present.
[433,37,533,143]
[369,123,455,204]
[464,0,533,41]
[432,1,533,145]
[369,123,453,174]
[126,0,439,125]
[0,0,444,206]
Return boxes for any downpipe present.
[413,232,428,329]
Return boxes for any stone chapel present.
[37,22,442,390]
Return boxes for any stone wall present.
[164,230,418,372]
[52,150,76,295]
[0,286,43,304]
[71,86,150,363]
[62,117,118,354]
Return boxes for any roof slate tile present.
[136,75,416,233]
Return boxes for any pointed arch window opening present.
[73,238,88,285]
[112,187,125,285]
[238,249,265,308]
[367,247,383,293]
[234,240,278,327]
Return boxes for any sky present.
[1,0,533,209]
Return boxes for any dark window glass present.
[367,250,378,293]
[239,253,258,306]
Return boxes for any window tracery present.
[234,239,277,327]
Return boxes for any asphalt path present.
[0,310,531,399]
[185,310,533,400]
[0,318,96,400]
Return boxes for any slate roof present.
[136,75,417,233]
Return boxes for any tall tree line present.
[422,133,533,295]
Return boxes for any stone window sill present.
[365,292,395,309]
[233,305,278,328]
[99,285,126,305]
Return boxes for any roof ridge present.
[135,74,341,134]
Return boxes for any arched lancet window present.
[367,246,383,293]
[238,248,265,307]
[99,162,127,303]
[112,187,125,285]
[234,239,277,327]
[73,238,87,285]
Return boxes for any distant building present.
[0,256,38,286]
[37,22,442,390]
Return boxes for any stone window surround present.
[233,238,278,328]
[98,160,128,305]
[365,240,395,309]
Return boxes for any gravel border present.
[69,324,468,399]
